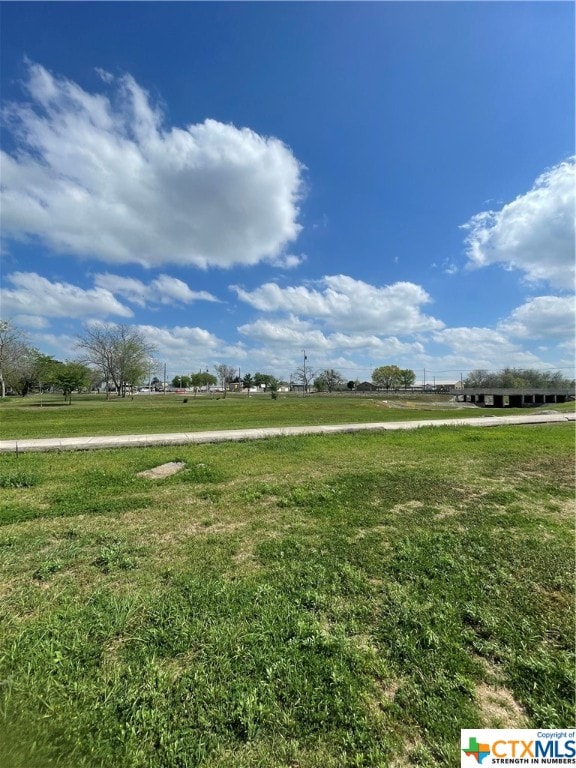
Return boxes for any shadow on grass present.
[27,402,72,408]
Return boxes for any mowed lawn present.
[0,423,574,767]
[0,391,562,440]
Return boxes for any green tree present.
[188,373,202,395]
[398,368,416,390]
[372,365,402,390]
[254,372,279,392]
[51,361,92,404]
[37,354,66,390]
[189,372,216,395]
[172,375,192,389]
[172,374,194,389]
[314,369,345,392]
[242,373,254,390]
[201,372,217,390]
[267,376,280,399]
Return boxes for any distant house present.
[356,381,376,391]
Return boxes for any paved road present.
[0,412,573,453]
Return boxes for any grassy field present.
[1,392,574,439]
[0,422,574,767]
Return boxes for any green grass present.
[0,424,574,767]
[1,392,573,439]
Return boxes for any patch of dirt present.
[472,655,528,727]
[152,518,247,545]
[364,676,401,723]
[476,682,528,728]
[230,547,260,572]
[433,505,464,520]
[389,731,427,768]
[226,529,287,578]
[158,649,198,682]
[389,500,425,514]
[351,526,393,543]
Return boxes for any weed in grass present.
[32,559,64,581]
[92,541,137,574]
[176,462,228,484]
[0,471,39,488]
[195,487,224,503]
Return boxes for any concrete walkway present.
[0,412,573,453]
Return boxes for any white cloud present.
[462,158,575,289]
[431,326,545,369]
[92,275,150,307]
[135,324,247,366]
[236,317,426,380]
[151,275,218,305]
[94,67,114,84]
[1,62,303,269]
[239,318,329,348]
[12,314,50,329]
[238,316,424,357]
[93,273,218,306]
[1,272,132,319]
[497,295,575,340]
[232,275,444,335]
[267,253,306,269]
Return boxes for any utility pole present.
[303,349,307,395]
[163,362,166,394]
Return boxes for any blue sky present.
[1,1,574,385]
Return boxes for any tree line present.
[1,320,571,401]
[0,320,287,401]
[0,320,156,401]
[464,368,574,389]
[171,369,281,398]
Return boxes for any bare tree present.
[214,364,237,398]
[75,323,157,398]
[292,364,316,394]
[0,320,32,397]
